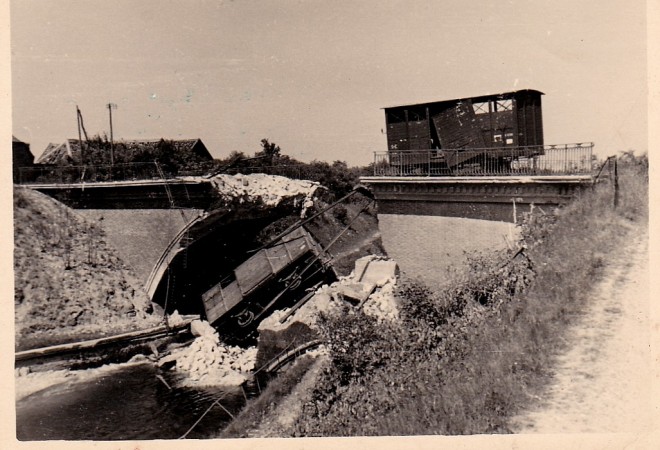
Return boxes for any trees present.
[257,139,281,165]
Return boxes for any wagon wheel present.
[280,268,303,291]
[234,308,255,327]
[286,275,302,291]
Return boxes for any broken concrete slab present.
[336,281,377,304]
[354,255,378,282]
[357,259,399,287]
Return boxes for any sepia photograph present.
[3,0,656,448]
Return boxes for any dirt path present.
[511,226,653,433]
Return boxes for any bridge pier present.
[360,175,593,223]
[76,209,202,284]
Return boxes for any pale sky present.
[10,0,648,166]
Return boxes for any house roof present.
[36,141,74,164]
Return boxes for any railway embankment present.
[13,186,160,352]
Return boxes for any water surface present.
[16,362,244,440]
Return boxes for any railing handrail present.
[16,161,177,185]
[372,143,594,177]
[16,161,319,185]
[373,142,594,156]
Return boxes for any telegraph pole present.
[76,106,84,165]
[107,103,117,165]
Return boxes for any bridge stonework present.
[360,176,592,223]
[377,214,518,289]
[28,180,212,285]
[29,179,214,209]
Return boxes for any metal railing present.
[16,162,321,185]
[17,162,176,185]
[372,143,594,177]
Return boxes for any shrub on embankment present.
[291,153,647,436]
[13,187,159,351]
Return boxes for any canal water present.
[16,362,246,440]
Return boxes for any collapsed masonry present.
[160,255,399,387]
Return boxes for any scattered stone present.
[128,353,149,363]
[337,282,376,304]
[259,256,400,332]
[169,322,258,387]
[362,280,399,322]
[203,174,320,216]
[190,319,216,338]
[167,310,185,327]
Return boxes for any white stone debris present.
[204,174,320,217]
[362,280,399,322]
[190,318,216,338]
[258,256,400,332]
[161,256,399,387]
[164,321,258,387]
[167,310,185,327]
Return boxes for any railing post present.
[427,150,431,176]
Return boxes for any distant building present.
[12,135,35,183]
[36,138,213,165]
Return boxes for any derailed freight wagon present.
[201,226,336,333]
[382,89,545,174]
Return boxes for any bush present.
[331,204,349,224]
[317,308,400,384]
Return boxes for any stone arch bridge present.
[25,169,593,309]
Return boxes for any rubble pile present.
[163,319,258,387]
[161,256,400,387]
[259,256,400,333]
[258,284,343,333]
[362,280,399,322]
[206,174,320,215]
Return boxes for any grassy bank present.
[220,355,319,438]
[287,153,648,436]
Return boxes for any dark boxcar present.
[384,89,544,152]
[201,226,333,332]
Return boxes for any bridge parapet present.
[24,178,214,209]
[360,175,593,222]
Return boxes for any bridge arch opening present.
[147,205,302,318]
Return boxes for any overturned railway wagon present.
[383,89,545,174]
[201,226,335,332]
